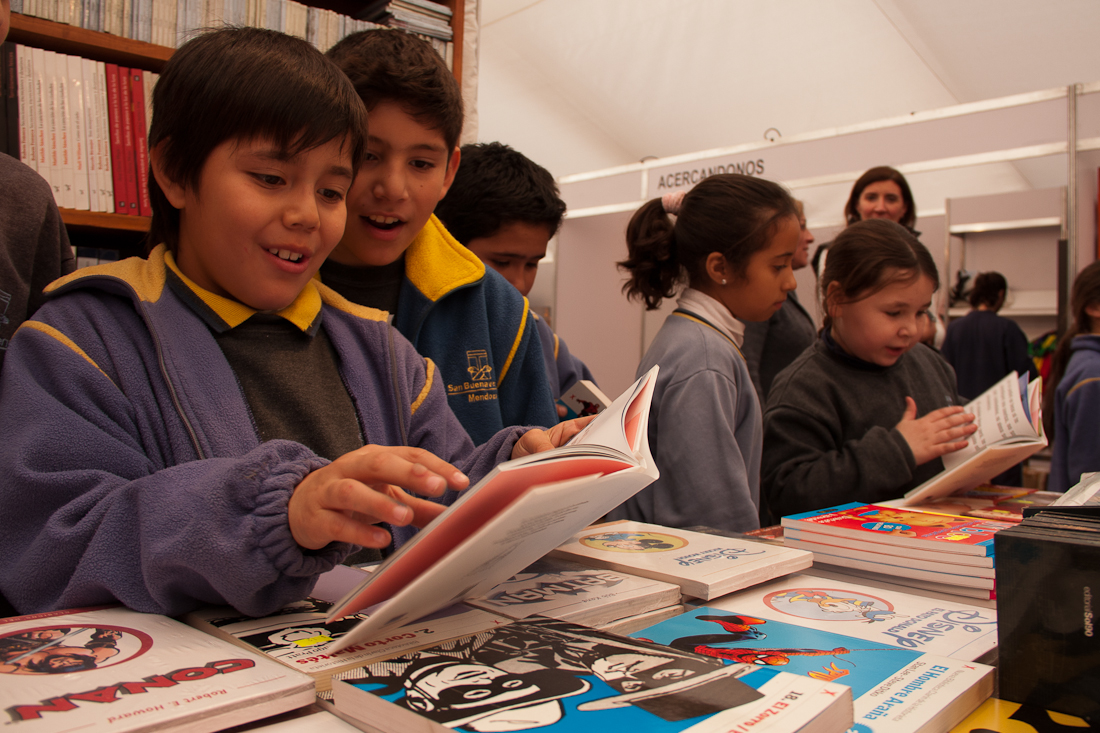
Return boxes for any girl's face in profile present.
[829,270,935,367]
[720,215,800,322]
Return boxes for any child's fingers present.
[901,396,918,421]
[342,445,469,497]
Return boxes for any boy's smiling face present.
[160,135,354,311]
[328,100,460,267]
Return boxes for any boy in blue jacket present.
[434,141,596,405]
[0,28,580,618]
[322,31,558,444]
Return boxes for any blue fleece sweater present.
[390,217,558,444]
[532,313,595,399]
[0,247,521,617]
[1051,334,1100,492]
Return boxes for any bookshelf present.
[7,0,467,248]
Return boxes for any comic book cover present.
[330,616,853,733]
[467,556,681,627]
[0,605,314,732]
[633,607,993,733]
[184,598,508,692]
[550,520,813,600]
[781,503,1013,556]
[705,572,997,660]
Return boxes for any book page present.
[943,371,1038,471]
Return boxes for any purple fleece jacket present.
[0,248,521,617]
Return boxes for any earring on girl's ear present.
[721,279,727,285]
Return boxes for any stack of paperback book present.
[995,507,1100,722]
[550,519,814,600]
[782,502,1013,603]
[467,556,684,633]
[902,484,1061,523]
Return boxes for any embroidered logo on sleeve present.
[446,349,499,403]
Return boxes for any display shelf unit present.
[943,188,1065,339]
[8,0,466,247]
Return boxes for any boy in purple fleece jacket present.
[0,28,581,619]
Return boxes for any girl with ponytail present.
[608,174,800,532]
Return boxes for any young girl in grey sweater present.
[761,220,976,522]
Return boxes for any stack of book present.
[782,502,1013,603]
[467,555,684,634]
[995,507,1100,722]
[550,519,814,601]
[903,484,1061,523]
[358,0,453,65]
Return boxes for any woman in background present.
[941,272,1036,401]
[844,166,918,233]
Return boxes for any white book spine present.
[16,46,34,169]
[67,54,90,210]
[43,50,63,204]
[142,70,155,138]
[82,57,99,211]
[56,53,75,209]
[31,47,48,180]
[95,61,113,211]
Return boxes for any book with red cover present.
[104,62,128,214]
[116,65,139,215]
[128,68,151,217]
[781,502,1013,557]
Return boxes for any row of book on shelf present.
[1,42,154,213]
[4,368,1096,731]
[10,0,455,57]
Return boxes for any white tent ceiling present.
[475,0,1100,185]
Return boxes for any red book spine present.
[116,65,138,216]
[104,63,127,215]
[129,69,151,217]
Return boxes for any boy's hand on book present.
[895,397,977,466]
[288,446,470,551]
[512,415,598,459]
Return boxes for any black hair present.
[1043,261,1100,438]
[434,142,566,244]
[618,174,798,311]
[968,271,1007,308]
[148,27,367,254]
[844,166,917,231]
[820,219,938,330]
[326,28,463,152]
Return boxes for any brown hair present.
[820,219,938,330]
[1043,261,1100,438]
[148,27,367,254]
[326,29,463,152]
[844,166,916,231]
[617,174,797,310]
[968,271,1007,308]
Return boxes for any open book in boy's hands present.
[902,371,1045,505]
[324,366,661,651]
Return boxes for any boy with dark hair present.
[324,31,558,443]
[0,27,579,618]
[435,142,594,401]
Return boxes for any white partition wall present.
[553,83,1099,397]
